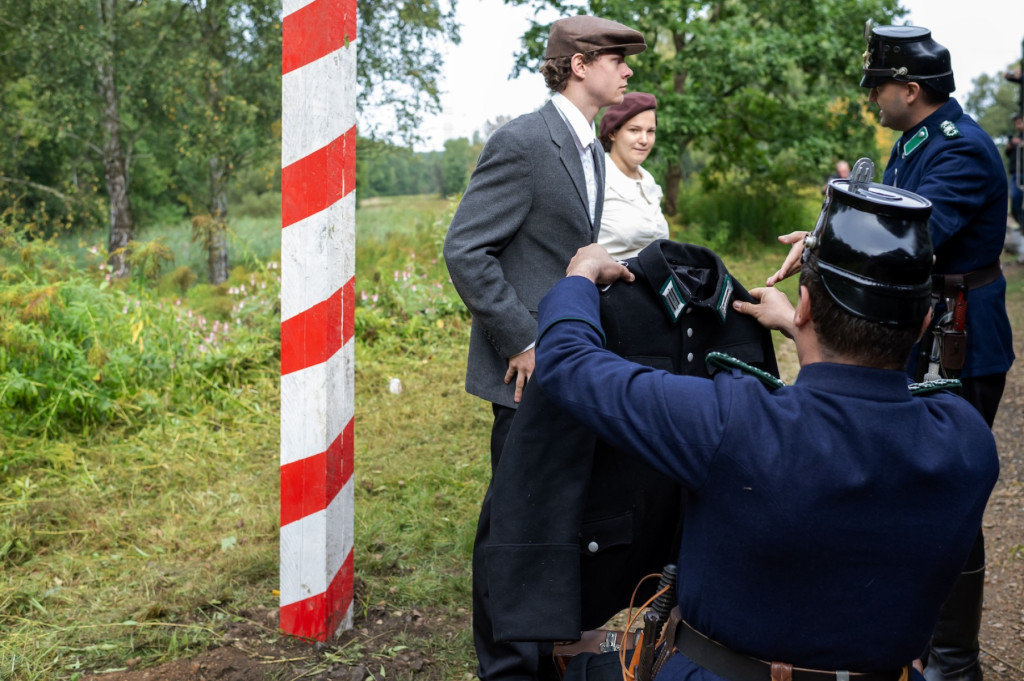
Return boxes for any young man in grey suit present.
[443,14,646,681]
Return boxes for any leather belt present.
[932,261,1002,294]
[674,619,905,681]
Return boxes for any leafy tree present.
[439,138,479,198]
[967,65,1023,149]
[507,0,904,217]
[161,0,281,285]
[0,0,184,266]
[357,0,462,146]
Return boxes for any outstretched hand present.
[765,231,808,287]
[732,286,797,338]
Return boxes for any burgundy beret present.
[545,15,647,59]
[598,92,657,138]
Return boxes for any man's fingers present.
[514,372,527,403]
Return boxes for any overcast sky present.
[401,0,1024,152]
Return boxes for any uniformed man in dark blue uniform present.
[767,26,1012,681]
[534,175,999,681]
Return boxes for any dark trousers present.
[924,373,1005,681]
[472,403,557,681]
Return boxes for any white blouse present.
[599,153,670,259]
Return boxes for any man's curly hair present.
[540,49,614,92]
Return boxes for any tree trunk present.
[663,162,682,217]
[97,0,134,277]
[207,154,230,285]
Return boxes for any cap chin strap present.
[862,67,953,82]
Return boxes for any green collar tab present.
[902,126,929,158]
[659,277,686,322]
[715,274,733,324]
[939,120,962,139]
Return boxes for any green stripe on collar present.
[902,126,929,158]
[659,276,687,323]
[715,274,733,324]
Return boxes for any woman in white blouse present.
[597,92,670,259]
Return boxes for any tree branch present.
[0,176,84,204]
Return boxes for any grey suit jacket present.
[443,99,605,408]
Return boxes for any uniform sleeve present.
[442,124,538,358]
[535,276,727,488]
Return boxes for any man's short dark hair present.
[541,49,619,93]
[801,262,925,370]
[917,82,950,106]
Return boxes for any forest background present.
[1,0,1023,680]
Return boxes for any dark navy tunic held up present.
[883,98,1014,379]
[535,276,999,680]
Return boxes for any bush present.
[0,232,280,440]
[676,180,822,252]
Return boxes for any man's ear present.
[918,306,933,342]
[904,81,921,104]
[794,285,813,328]
[570,53,587,78]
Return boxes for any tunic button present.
[685,307,693,315]
[686,327,693,337]
[687,352,694,362]
[588,541,599,553]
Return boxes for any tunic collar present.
[899,98,963,159]
[794,362,913,401]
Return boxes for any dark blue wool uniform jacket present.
[486,240,779,642]
[533,274,998,678]
[884,98,1014,379]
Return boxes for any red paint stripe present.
[281,126,356,228]
[282,0,357,75]
[280,277,355,376]
[280,419,354,527]
[280,549,354,640]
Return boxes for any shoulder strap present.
[909,378,962,396]
[705,351,786,390]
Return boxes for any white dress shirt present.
[599,154,670,259]
[551,92,599,223]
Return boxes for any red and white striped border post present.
[279,0,357,641]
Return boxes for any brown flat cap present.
[599,91,657,138]
[545,15,647,59]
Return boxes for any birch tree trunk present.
[96,0,134,277]
[207,153,229,285]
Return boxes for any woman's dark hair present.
[598,112,656,152]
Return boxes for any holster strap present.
[674,618,904,681]
[933,261,1002,295]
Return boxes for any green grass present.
[53,215,281,284]
[3,191,1000,679]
